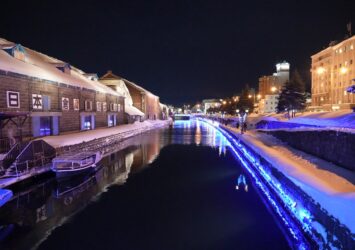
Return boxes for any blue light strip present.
[199,118,312,249]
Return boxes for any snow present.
[253,111,355,129]
[224,125,355,233]
[0,38,119,96]
[125,103,144,116]
[42,120,169,148]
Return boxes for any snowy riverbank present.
[223,125,355,235]
[42,119,171,150]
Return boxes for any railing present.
[9,153,56,177]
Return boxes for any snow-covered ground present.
[224,125,355,233]
[42,120,170,148]
[248,110,355,129]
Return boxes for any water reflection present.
[0,120,231,250]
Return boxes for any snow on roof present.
[100,70,159,98]
[125,104,144,116]
[0,38,120,96]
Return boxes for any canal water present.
[0,120,292,250]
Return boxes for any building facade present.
[258,61,290,98]
[100,71,161,120]
[258,61,290,113]
[311,35,355,110]
[99,71,144,123]
[202,99,221,114]
[0,38,124,142]
[258,95,279,114]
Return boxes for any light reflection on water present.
[0,120,232,250]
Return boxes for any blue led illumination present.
[199,118,314,249]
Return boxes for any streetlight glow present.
[316,67,325,75]
[271,86,277,92]
[340,67,348,74]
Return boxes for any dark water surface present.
[0,120,290,250]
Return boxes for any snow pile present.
[255,111,355,129]
[287,111,355,129]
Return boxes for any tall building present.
[311,35,355,110]
[258,61,290,98]
[258,61,290,113]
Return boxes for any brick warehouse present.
[100,71,161,120]
[0,38,124,143]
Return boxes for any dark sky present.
[1,0,354,105]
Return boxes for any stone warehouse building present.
[100,71,161,120]
[311,35,355,110]
[99,71,144,123]
[0,38,124,142]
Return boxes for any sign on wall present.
[103,102,107,112]
[73,99,79,111]
[7,91,20,108]
[97,102,101,112]
[32,94,43,109]
[62,97,70,110]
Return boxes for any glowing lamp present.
[340,67,348,74]
[316,67,325,75]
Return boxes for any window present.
[117,104,121,112]
[73,99,79,111]
[42,96,51,111]
[96,102,101,112]
[110,103,117,111]
[103,102,107,112]
[7,91,20,108]
[85,100,93,111]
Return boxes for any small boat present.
[51,151,102,178]
[0,189,13,207]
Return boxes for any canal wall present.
[260,129,355,171]
[216,124,355,249]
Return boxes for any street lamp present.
[271,86,277,93]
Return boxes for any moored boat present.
[51,151,102,178]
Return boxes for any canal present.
[0,120,293,250]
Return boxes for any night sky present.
[1,0,354,105]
